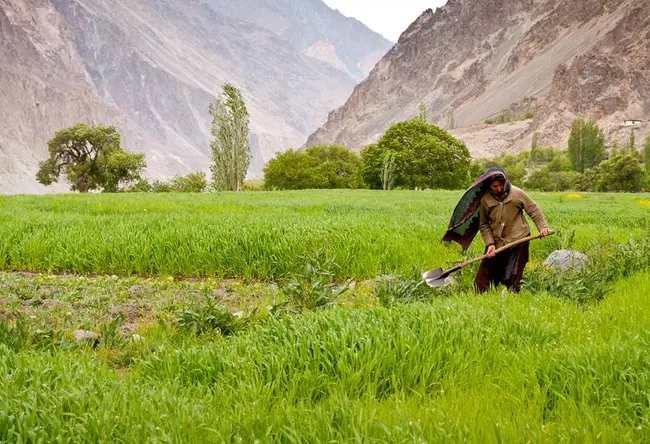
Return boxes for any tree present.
[209,83,250,191]
[629,128,637,155]
[360,119,471,190]
[263,145,362,190]
[567,119,605,173]
[418,103,427,122]
[594,155,644,192]
[36,124,145,193]
[171,172,208,193]
[381,152,397,191]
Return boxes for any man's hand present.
[540,227,550,238]
[486,245,496,258]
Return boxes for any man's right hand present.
[486,245,496,258]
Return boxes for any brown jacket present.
[479,186,548,247]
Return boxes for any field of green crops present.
[1,190,649,279]
[2,190,650,442]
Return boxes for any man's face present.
[490,180,505,195]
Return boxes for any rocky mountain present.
[307,0,650,158]
[0,0,392,193]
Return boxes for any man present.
[442,167,549,293]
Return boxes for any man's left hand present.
[540,227,550,237]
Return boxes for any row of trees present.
[480,120,650,192]
[37,83,251,193]
[38,88,648,194]
[264,119,473,191]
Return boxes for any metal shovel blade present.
[422,268,449,288]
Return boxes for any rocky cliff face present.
[307,0,649,157]
[0,0,122,193]
[0,0,391,193]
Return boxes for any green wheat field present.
[2,190,650,442]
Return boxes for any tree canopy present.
[567,119,606,173]
[360,119,471,190]
[264,144,362,190]
[36,124,146,193]
[210,83,250,191]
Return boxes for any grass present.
[0,190,648,279]
[1,190,650,442]
[2,271,650,442]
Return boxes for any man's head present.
[489,178,505,196]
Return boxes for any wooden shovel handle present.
[458,231,555,270]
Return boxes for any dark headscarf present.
[442,167,511,250]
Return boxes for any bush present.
[151,180,174,193]
[361,119,471,190]
[264,145,362,190]
[595,155,645,192]
[171,172,207,193]
[473,151,529,187]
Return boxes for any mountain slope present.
[0,0,391,193]
[0,0,123,193]
[206,0,392,80]
[307,0,649,156]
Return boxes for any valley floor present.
[1,190,650,442]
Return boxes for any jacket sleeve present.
[521,191,548,231]
[479,199,495,246]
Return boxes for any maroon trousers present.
[474,241,530,293]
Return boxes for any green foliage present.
[125,179,153,193]
[178,296,244,336]
[210,83,250,191]
[264,145,362,190]
[151,180,174,193]
[473,151,529,187]
[629,128,637,154]
[0,191,649,279]
[567,119,606,173]
[361,119,471,190]
[418,103,427,122]
[594,154,645,192]
[103,150,147,193]
[170,172,207,193]
[279,259,350,313]
[381,152,397,191]
[36,124,146,193]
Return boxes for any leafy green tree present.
[524,168,552,191]
[36,124,145,193]
[171,172,207,193]
[474,151,529,187]
[381,152,397,191]
[418,103,427,122]
[629,128,637,155]
[264,145,362,190]
[151,180,174,193]
[210,83,250,191]
[595,154,645,192]
[361,119,471,190]
[567,119,605,173]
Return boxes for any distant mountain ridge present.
[0,0,392,193]
[307,0,650,158]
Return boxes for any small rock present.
[73,330,100,342]
[231,311,245,319]
[130,334,144,342]
[544,250,590,271]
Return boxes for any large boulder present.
[544,250,591,271]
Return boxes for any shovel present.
[422,231,554,287]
